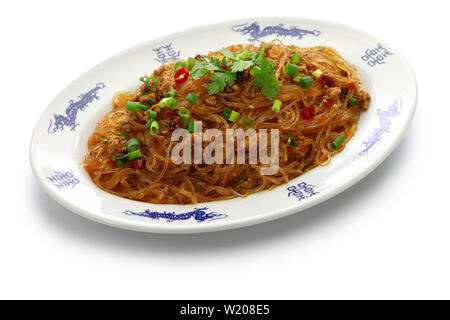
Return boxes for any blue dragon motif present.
[360,98,402,156]
[48,82,105,133]
[231,22,321,42]
[123,207,228,223]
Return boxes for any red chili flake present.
[321,75,335,87]
[174,67,189,84]
[323,98,334,107]
[348,82,356,90]
[168,119,180,132]
[132,158,146,169]
[301,107,315,120]
[166,109,176,118]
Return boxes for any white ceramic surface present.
[30,17,417,233]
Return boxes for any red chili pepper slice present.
[321,75,335,87]
[301,107,315,120]
[174,67,189,84]
[132,158,146,169]
[166,109,176,118]
[194,55,202,60]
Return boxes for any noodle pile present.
[83,41,370,204]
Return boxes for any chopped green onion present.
[141,90,155,96]
[299,76,314,89]
[284,63,300,77]
[150,76,158,87]
[186,57,196,70]
[293,75,301,82]
[290,53,301,64]
[126,138,140,153]
[228,110,240,122]
[232,179,244,186]
[331,135,346,150]
[139,75,158,89]
[272,99,282,113]
[165,89,177,98]
[145,120,154,129]
[287,135,296,147]
[114,154,129,161]
[159,97,177,108]
[102,138,108,143]
[222,56,232,67]
[223,108,232,119]
[312,69,323,78]
[237,49,250,60]
[348,98,357,106]
[127,149,142,161]
[149,121,159,136]
[139,75,150,87]
[127,101,151,112]
[178,107,190,116]
[148,110,157,121]
[178,108,191,126]
[115,159,126,167]
[174,61,186,71]
[117,131,128,139]
[126,101,146,112]
[186,92,198,105]
[242,118,255,130]
[140,104,151,111]
[145,97,157,104]
[181,113,190,127]
[188,121,198,133]
[114,153,129,166]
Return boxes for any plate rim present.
[30,16,418,233]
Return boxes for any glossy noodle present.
[83,41,370,204]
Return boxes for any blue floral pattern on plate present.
[360,98,402,156]
[124,207,228,223]
[231,22,321,42]
[48,83,105,133]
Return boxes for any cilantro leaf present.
[189,43,278,100]
[207,71,236,95]
[220,48,237,61]
[249,55,279,101]
[231,60,253,73]
[251,43,266,64]
[190,57,223,80]
[203,56,222,68]
[250,66,263,89]
[190,63,209,79]
[261,75,279,101]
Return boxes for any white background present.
[1,0,449,299]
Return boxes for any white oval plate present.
[30,17,417,233]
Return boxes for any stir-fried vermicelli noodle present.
[83,41,370,204]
